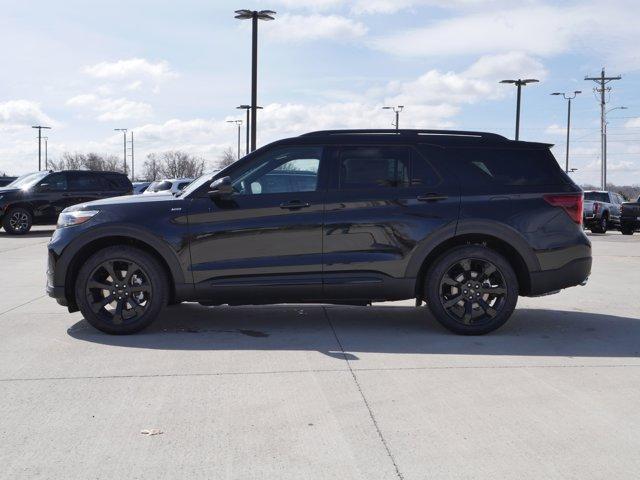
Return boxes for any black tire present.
[75,246,169,334]
[423,245,519,335]
[621,226,634,235]
[2,207,32,234]
[591,215,608,234]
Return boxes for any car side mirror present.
[208,176,233,199]
[37,183,51,192]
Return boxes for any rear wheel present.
[423,245,519,335]
[621,226,635,235]
[75,246,168,334]
[591,215,608,234]
[2,207,32,234]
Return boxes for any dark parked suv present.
[0,170,132,234]
[47,130,591,335]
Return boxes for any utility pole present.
[43,137,49,170]
[585,68,621,190]
[551,91,581,173]
[237,105,263,156]
[382,106,404,130]
[31,125,51,171]
[227,120,243,159]
[114,128,128,176]
[130,131,135,181]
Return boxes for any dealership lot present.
[1,228,640,479]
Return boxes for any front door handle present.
[280,201,311,210]
[417,193,448,202]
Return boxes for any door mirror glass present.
[37,183,51,192]
[208,176,233,199]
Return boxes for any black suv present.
[0,170,132,234]
[47,130,591,335]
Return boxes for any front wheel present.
[591,215,608,234]
[75,246,169,334]
[423,245,519,335]
[2,207,32,234]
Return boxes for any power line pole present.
[129,131,135,181]
[585,68,621,190]
[31,125,51,171]
[114,128,128,176]
[43,137,49,170]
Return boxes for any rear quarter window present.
[104,173,132,190]
[447,147,569,187]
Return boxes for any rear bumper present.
[528,256,592,296]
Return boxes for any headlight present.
[57,210,100,228]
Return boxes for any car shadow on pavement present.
[67,303,640,359]
[0,229,54,238]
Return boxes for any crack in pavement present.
[323,306,405,480]
[0,295,46,317]
[2,364,640,383]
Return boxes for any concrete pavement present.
[1,227,639,479]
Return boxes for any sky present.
[1,0,639,186]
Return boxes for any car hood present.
[0,187,20,196]
[66,193,183,211]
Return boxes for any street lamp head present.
[574,90,582,95]
[522,79,539,84]
[235,9,276,20]
[382,106,392,110]
[551,92,563,96]
[237,105,251,110]
[500,80,517,84]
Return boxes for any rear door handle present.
[417,193,448,202]
[280,201,311,210]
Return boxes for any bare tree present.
[143,151,207,180]
[218,147,237,169]
[50,152,124,172]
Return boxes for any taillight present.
[543,193,583,224]
[593,202,600,214]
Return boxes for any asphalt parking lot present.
[1,227,639,479]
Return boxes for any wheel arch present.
[60,227,187,310]
[409,222,538,298]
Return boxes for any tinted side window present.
[40,172,68,191]
[411,151,440,187]
[104,174,130,190]
[231,146,323,195]
[448,147,568,186]
[584,192,609,202]
[69,172,104,191]
[339,147,410,189]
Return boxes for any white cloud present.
[67,94,152,122]
[267,0,345,11]
[266,14,367,42]
[0,100,56,127]
[546,124,567,136]
[370,2,640,70]
[83,58,176,81]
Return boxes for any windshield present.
[178,171,220,197]
[146,180,173,193]
[584,192,609,202]
[6,171,49,189]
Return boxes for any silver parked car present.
[143,178,193,195]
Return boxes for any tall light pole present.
[227,119,243,160]
[500,79,539,141]
[31,125,51,171]
[237,105,262,156]
[43,137,49,170]
[603,106,627,189]
[382,105,404,130]
[130,131,135,181]
[551,91,581,173]
[585,69,622,190]
[235,9,276,153]
[114,128,128,176]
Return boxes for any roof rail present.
[300,129,508,142]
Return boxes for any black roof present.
[296,129,550,148]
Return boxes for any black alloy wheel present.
[3,208,32,234]
[85,259,152,325]
[75,246,168,334]
[439,258,507,327]
[424,245,518,335]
